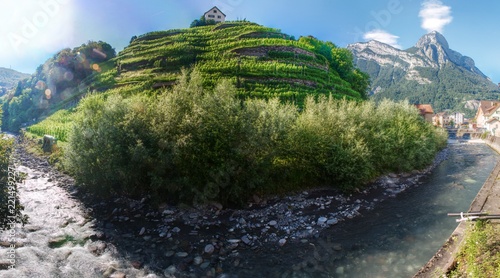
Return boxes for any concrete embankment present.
[414,137,500,277]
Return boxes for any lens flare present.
[92,63,101,72]
[44,89,52,99]
[35,80,46,90]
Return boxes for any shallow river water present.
[316,141,499,278]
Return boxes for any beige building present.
[475,100,500,128]
[415,104,434,123]
[204,6,226,23]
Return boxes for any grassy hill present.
[112,21,366,102]
[8,21,369,136]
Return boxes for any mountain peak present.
[415,31,449,49]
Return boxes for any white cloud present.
[363,29,402,49]
[419,0,453,33]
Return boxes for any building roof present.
[479,100,500,116]
[415,104,434,115]
[486,117,500,124]
[204,6,226,17]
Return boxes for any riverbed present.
[0,140,496,277]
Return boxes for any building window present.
[213,10,217,13]
[218,15,221,18]
[208,15,215,18]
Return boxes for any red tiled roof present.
[415,104,434,115]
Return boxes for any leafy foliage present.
[1,41,115,131]
[0,138,28,230]
[62,69,446,207]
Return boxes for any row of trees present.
[63,69,447,207]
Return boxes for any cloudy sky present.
[2,0,500,82]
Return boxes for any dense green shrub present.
[63,69,447,206]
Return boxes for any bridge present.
[446,128,484,139]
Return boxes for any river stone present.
[241,235,251,245]
[327,218,338,225]
[200,262,211,269]
[317,217,327,225]
[164,265,177,275]
[176,252,189,258]
[279,238,287,246]
[193,256,203,265]
[204,244,215,254]
[336,266,344,275]
[269,220,277,227]
[165,250,175,257]
[110,272,126,278]
[139,227,146,236]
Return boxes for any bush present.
[63,68,447,207]
[0,138,28,230]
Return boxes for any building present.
[475,100,500,128]
[415,104,434,123]
[204,6,226,23]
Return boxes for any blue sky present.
[2,0,500,83]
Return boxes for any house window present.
[218,15,221,18]
[208,15,215,18]
[213,10,217,13]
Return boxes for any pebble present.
[204,244,215,254]
[165,251,175,257]
[269,220,277,226]
[317,217,327,225]
[176,252,188,258]
[193,256,203,265]
[241,235,252,245]
[139,227,146,236]
[279,238,287,246]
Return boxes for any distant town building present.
[204,6,226,23]
[475,100,500,128]
[415,104,434,123]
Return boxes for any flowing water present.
[314,141,499,278]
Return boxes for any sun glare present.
[1,0,75,71]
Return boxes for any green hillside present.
[114,21,367,102]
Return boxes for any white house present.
[204,6,226,23]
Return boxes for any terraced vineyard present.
[114,21,366,104]
[22,21,369,143]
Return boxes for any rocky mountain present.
[348,31,500,116]
[0,67,29,90]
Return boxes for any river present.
[307,141,499,278]
[0,140,497,277]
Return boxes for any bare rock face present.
[347,31,500,113]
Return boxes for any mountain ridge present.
[0,67,30,90]
[348,31,499,115]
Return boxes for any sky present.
[2,0,500,83]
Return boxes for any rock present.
[204,244,215,254]
[139,227,146,236]
[0,260,12,270]
[327,218,338,225]
[193,256,203,265]
[200,262,211,269]
[336,266,345,275]
[241,235,252,245]
[269,220,277,227]
[110,272,126,278]
[162,209,175,215]
[164,265,177,275]
[165,251,175,257]
[333,244,342,251]
[176,252,189,258]
[48,236,68,248]
[317,217,327,225]
[131,261,142,269]
[279,238,287,247]
[172,227,181,233]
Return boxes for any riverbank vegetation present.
[449,220,500,277]
[0,137,27,229]
[58,69,447,207]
